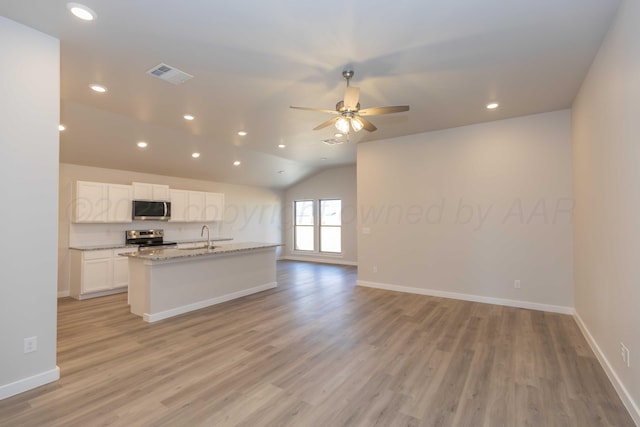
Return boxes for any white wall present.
[572,0,640,421]
[282,166,357,265]
[0,17,60,398]
[357,110,574,312]
[59,163,282,294]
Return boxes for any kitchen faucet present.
[201,224,210,248]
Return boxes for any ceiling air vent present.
[322,138,345,146]
[146,63,194,85]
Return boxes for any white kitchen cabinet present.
[205,192,225,221]
[75,181,108,222]
[112,248,132,288]
[169,189,224,222]
[108,184,133,223]
[70,248,135,299]
[169,189,188,222]
[74,181,132,223]
[132,182,170,201]
[187,191,206,221]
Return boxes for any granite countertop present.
[121,242,280,261]
[69,237,234,251]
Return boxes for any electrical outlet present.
[23,336,37,354]
[514,279,521,289]
[373,266,378,273]
[621,342,630,367]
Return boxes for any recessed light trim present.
[183,114,195,121]
[192,152,200,158]
[486,102,499,110]
[137,141,148,148]
[67,3,96,21]
[58,124,66,131]
[233,161,241,166]
[90,84,107,93]
[278,144,286,148]
[237,131,247,136]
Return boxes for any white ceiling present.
[0,0,620,188]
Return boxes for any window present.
[320,199,341,253]
[294,200,314,251]
[293,199,342,254]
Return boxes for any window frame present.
[292,198,342,255]
[319,198,342,254]
[293,199,315,252]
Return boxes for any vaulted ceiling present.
[0,0,620,188]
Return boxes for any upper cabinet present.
[170,189,224,222]
[132,182,170,201]
[205,192,224,221]
[74,181,132,223]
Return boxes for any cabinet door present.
[75,181,108,223]
[112,254,130,288]
[152,185,170,201]
[108,184,132,223]
[205,193,225,221]
[82,258,112,293]
[169,189,188,222]
[132,182,153,200]
[187,191,205,222]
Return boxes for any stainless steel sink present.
[177,245,216,250]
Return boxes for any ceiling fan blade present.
[357,116,377,132]
[313,117,339,131]
[358,105,410,116]
[290,106,339,114]
[343,86,360,111]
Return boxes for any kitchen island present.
[123,242,279,322]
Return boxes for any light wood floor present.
[0,261,634,426]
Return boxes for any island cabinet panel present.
[73,181,132,223]
[132,182,170,201]
[70,248,135,299]
[170,189,224,222]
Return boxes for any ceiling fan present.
[290,70,410,133]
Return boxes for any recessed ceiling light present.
[192,152,200,158]
[58,124,66,131]
[233,161,241,166]
[486,102,499,110]
[320,157,327,161]
[137,141,148,148]
[334,133,343,138]
[278,144,286,148]
[67,3,96,21]
[278,170,285,174]
[237,131,247,136]
[183,114,195,121]
[90,84,107,93]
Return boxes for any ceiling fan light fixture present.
[351,117,364,132]
[335,117,350,133]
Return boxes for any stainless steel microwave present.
[132,200,171,221]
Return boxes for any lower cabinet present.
[70,248,135,299]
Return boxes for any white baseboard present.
[356,280,574,315]
[143,282,278,323]
[57,290,70,298]
[281,256,357,267]
[0,367,60,400]
[574,311,640,426]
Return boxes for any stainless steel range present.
[125,229,177,249]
